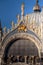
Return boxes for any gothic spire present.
[33,0,41,12]
[21,3,24,21]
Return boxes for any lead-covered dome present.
[33,0,41,12]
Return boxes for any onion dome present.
[33,0,41,12]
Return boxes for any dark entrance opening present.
[2,38,39,65]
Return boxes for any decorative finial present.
[11,21,15,30]
[26,15,28,22]
[7,29,10,33]
[33,0,41,12]
[21,3,24,21]
[17,14,20,22]
[3,27,7,35]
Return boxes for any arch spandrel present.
[2,28,41,46]
[2,25,41,46]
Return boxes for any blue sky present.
[0,0,43,29]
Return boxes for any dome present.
[33,0,41,12]
[33,4,40,12]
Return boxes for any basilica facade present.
[0,0,43,65]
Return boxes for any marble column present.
[31,56,34,65]
[0,58,1,65]
[17,56,19,62]
[0,55,3,65]
[27,56,29,64]
[24,56,27,64]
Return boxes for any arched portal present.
[1,31,41,65]
[2,38,41,65]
